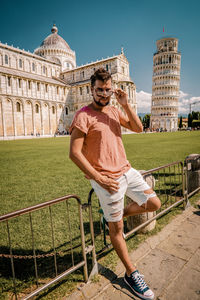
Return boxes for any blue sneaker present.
[124,270,154,300]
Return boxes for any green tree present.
[188,113,192,127]
[192,111,200,120]
[188,111,200,127]
[179,116,183,128]
[142,114,151,129]
[192,120,200,128]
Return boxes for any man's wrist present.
[121,102,130,109]
[93,171,102,182]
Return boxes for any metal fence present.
[0,159,199,299]
[0,195,97,299]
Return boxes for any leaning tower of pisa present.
[150,38,181,131]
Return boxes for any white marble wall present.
[0,44,138,137]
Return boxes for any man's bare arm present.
[69,127,119,193]
[120,103,143,132]
[114,89,143,133]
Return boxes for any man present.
[69,68,161,300]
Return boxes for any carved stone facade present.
[150,38,181,131]
[0,25,137,139]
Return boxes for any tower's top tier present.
[156,38,178,53]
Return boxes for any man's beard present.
[93,97,110,107]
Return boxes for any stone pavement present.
[66,201,200,300]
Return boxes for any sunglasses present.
[94,88,114,97]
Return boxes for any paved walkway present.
[67,201,200,300]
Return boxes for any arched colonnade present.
[0,97,68,137]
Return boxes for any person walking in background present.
[69,68,161,300]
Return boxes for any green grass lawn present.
[0,131,199,215]
[0,131,199,299]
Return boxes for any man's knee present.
[148,197,161,211]
[108,219,123,235]
[142,190,161,211]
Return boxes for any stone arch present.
[4,53,10,66]
[57,104,64,133]
[35,103,39,113]
[15,99,23,112]
[25,58,31,72]
[42,102,50,135]
[25,100,33,135]
[50,56,61,64]
[152,119,159,130]
[18,57,23,69]
[166,119,170,131]
[57,119,64,133]
[65,105,69,116]
[160,119,165,129]
[42,65,47,75]
[34,101,42,134]
[4,98,14,136]
[64,60,73,70]
[11,54,18,69]
[52,105,55,115]
[49,102,57,134]
[14,99,24,135]
[32,61,36,72]
[171,119,176,130]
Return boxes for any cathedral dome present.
[34,25,76,71]
[39,25,71,51]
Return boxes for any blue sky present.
[1,0,200,113]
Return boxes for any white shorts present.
[90,167,154,222]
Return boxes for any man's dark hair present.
[90,68,112,87]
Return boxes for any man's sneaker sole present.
[124,277,154,300]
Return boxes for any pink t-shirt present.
[69,105,131,179]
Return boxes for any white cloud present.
[190,96,200,102]
[178,91,200,114]
[136,90,152,113]
[179,91,188,98]
[136,90,200,114]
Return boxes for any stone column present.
[12,100,17,136]
[32,101,36,135]
[56,104,60,133]
[22,101,27,136]
[1,99,7,137]
[55,104,58,132]
[40,103,44,135]
[126,171,156,233]
[49,105,52,135]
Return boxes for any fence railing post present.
[183,161,190,209]
[78,203,88,282]
[6,220,17,299]
[185,154,200,197]
[87,189,98,278]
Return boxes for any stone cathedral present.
[0,25,137,139]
